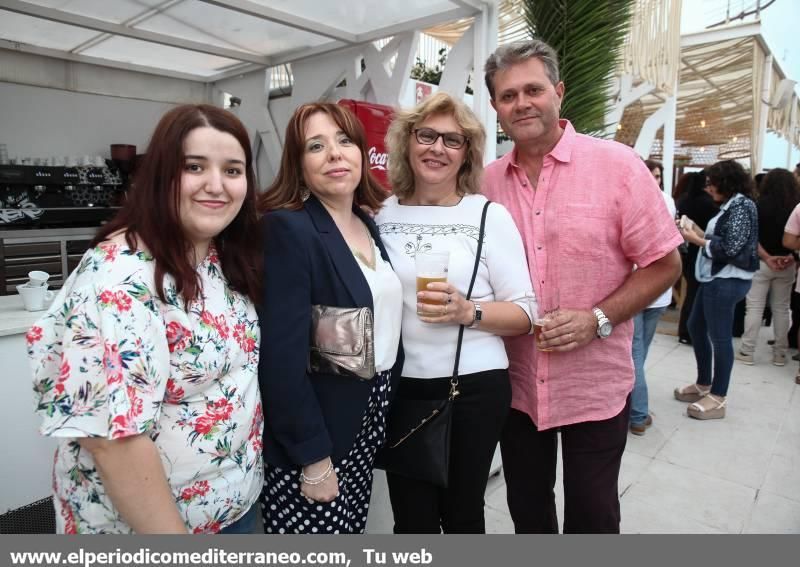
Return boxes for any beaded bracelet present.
[300,462,334,485]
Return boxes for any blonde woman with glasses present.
[374,92,536,533]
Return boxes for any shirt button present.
[537,245,542,250]
[538,379,545,384]
[535,210,541,215]
[521,181,528,187]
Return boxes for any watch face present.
[599,322,613,337]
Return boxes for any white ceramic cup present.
[28,270,50,287]
[17,284,54,312]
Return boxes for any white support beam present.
[680,21,761,48]
[0,0,270,64]
[661,85,678,196]
[470,1,497,164]
[0,39,207,82]
[788,95,798,169]
[754,53,773,173]
[450,0,489,10]
[634,100,672,159]
[604,74,656,138]
[198,0,358,43]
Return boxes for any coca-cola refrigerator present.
[337,99,393,191]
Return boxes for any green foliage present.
[410,48,474,94]
[524,0,635,136]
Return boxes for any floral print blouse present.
[27,242,263,534]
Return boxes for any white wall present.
[0,82,179,160]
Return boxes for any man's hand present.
[764,255,785,271]
[537,309,597,352]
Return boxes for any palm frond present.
[524,0,635,136]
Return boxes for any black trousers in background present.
[500,397,630,534]
[386,369,511,534]
[679,263,700,341]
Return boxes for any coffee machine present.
[0,163,125,229]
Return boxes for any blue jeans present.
[219,504,259,534]
[630,306,667,425]
[688,277,752,396]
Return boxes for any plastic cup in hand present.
[415,251,449,315]
[534,288,560,352]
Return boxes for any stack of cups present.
[17,270,54,312]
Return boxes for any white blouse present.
[376,194,536,379]
[354,242,403,373]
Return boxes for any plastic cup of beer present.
[415,251,449,316]
[534,290,560,352]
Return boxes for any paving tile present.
[485,502,514,534]
[622,459,756,533]
[760,428,800,504]
[619,452,653,495]
[656,415,778,489]
[744,490,800,533]
[621,495,727,534]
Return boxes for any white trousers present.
[740,260,796,355]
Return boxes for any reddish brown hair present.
[93,104,261,305]
[258,102,386,212]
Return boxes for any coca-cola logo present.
[368,146,388,171]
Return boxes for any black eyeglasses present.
[412,128,469,149]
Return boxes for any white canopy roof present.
[0,0,490,81]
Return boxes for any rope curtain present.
[619,0,682,95]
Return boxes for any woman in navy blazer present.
[257,103,403,534]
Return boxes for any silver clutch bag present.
[309,305,375,380]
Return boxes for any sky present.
[680,0,800,170]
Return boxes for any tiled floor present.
[366,326,800,534]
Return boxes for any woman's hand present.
[300,458,339,504]
[417,282,474,326]
[679,224,706,247]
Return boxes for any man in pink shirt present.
[482,40,682,533]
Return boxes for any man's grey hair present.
[483,39,560,99]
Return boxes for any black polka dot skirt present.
[259,370,391,534]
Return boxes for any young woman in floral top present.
[27,105,263,534]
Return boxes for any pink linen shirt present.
[483,120,683,430]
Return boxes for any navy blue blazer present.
[258,194,403,469]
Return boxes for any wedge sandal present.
[673,383,710,403]
[687,394,726,420]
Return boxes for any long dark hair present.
[673,171,705,201]
[258,102,386,212]
[757,168,800,223]
[93,104,261,305]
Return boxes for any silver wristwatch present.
[592,307,612,339]
[469,302,483,329]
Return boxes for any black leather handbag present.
[377,201,491,488]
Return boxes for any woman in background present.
[675,172,719,344]
[28,105,263,533]
[737,168,799,366]
[629,159,676,435]
[675,160,758,420]
[258,102,403,534]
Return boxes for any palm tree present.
[524,0,635,136]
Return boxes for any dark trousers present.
[500,398,630,534]
[386,369,511,534]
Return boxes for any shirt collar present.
[504,119,575,172]
[720,192,744,212]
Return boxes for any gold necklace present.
[351,223,376,271]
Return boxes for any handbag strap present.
[449,200,491,398]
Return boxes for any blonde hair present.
[386,92,486,199]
